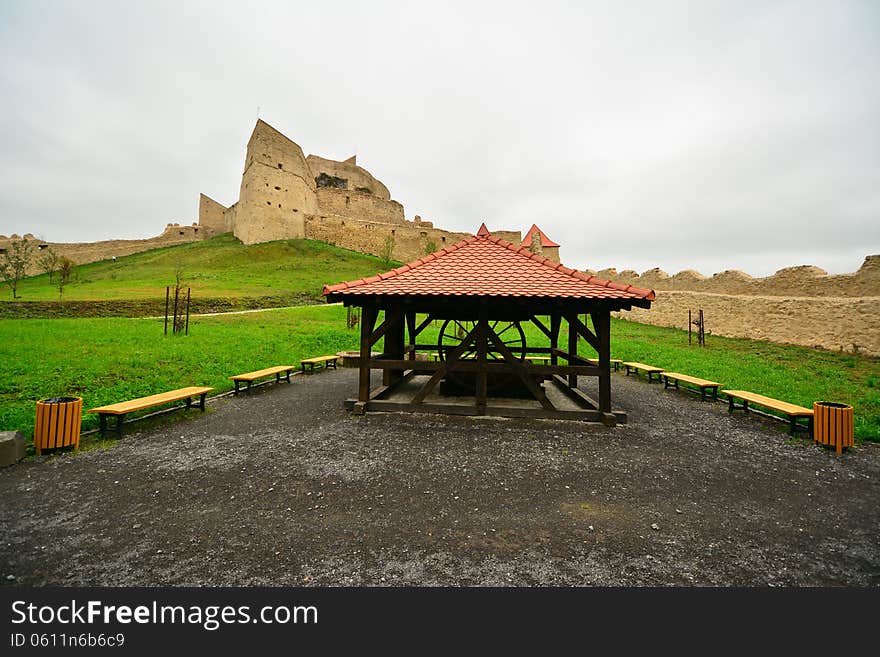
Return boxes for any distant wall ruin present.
[0,224,210,277]
[595,256,880,356]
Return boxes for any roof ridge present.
[486,234,656,300]
[322,231,656,301]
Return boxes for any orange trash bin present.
[34,396,83,455]
[813,401,854,455]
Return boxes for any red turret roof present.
[522,224,560,248]
[323,229,654,301]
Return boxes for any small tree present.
[424,240,438,255]
[57,257,74,305]
[380,235,395,268]
[38,247,61,284]
[0,237,36,299]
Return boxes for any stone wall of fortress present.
[598,256,880,356]
[0,224,209,276]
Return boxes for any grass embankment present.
[1,310,877,451]
[608,319,880,440]
[3,234,399,312]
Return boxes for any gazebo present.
[323,225,655,425]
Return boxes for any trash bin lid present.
[40,396,79,404]
[815,401,849,408]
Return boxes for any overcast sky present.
[1,1,878,277]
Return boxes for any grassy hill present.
[6,234,399,303]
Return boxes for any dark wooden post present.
[475,309,488,409]
[356,305,377,412]
[550,312,561,365]
[591,308,613,424]
[567,314,578,388]
[383,309,405,386]
[405,310,417,361]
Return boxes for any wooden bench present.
[524,355,551,364]
[623,361,664,382]
[723,390,814,435]
[662,372,723,401]
[300,355,339,374]
[89,386,214,435]
[230,366,295,395]
[586,358,622,372]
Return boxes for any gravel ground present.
[2,368,878,587]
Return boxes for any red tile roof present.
[323,230,655,302]
[522,224,560,248]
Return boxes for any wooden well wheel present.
[437,319,527,391]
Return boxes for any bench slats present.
[623,362,664,373]
[89,386,214,415]
[663,372,721,388]
[301,356,338,364]
[230,366,295,382]
[623,361,664,382]
[723,390,813,416]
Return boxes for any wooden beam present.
[410,323,479,404]
[370,307,406,347]
[590,309,613,418]
[476,311,488,408]
[530,315,553,340]
[383,310,405,386]
[405,310,417,361]
[566,313,600,353]
[550,313,561,366]
[366,359,599,376]
[567,314,578,388]
[412,314,435,338]
[346,398,606,422]
[357,305,378,408]
[551,375,598,409]
[486,323,555,411]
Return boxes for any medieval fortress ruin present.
[1,119,877,355]
[196,119,524,260]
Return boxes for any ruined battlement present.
[598,256,880,356]
[592,256,880,298]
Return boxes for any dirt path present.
[1,369,878,586]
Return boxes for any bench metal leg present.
[285,370,291,383]
[99,414,108,434]
[233,380,240,395]
[712,387,718,401]
[185,396,192,410]
[700,387,706,401]
[115,414,126,436]
[199,393,207,411]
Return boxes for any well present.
[34,396,83,455]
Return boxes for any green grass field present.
[6,234,398,302]
[2,308,877,451]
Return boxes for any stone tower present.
[233,119,319,245]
